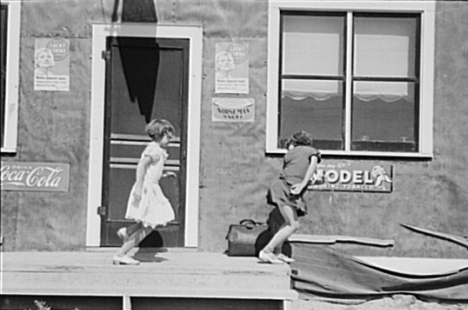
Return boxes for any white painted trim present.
[266,1,436,158]
[283,300,293,310]
[266,6,281,152]
[1,1,21,153]
[344,12,353,151]
[419,5,435,156]
[269,0,436,12]
[87,24,202,247]
[266,149,435,159]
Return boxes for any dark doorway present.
[100,37,189,247]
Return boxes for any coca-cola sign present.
[1,161,70,192]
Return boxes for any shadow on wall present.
[112,0,159,123]
[112,0,158,23]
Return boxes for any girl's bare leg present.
[273,223,286,254]
[263,205,299,253]
[117,222,143,243]
[115,226,153,257]
[126,222,142,236]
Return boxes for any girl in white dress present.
[113,119,176,265]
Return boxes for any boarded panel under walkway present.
[1,248,297,310]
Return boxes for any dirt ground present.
[291,294,468,310]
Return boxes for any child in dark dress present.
[259,131,321,264]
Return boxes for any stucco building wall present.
[1,0,467,258]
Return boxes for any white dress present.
[125,142,175,228]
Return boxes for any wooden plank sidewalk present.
[0,248,298,301]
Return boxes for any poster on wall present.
[212,98,254,122]
[309,162,394,193]
[1,161,70,192]
[215,42,249,94]
[34,38,70,91]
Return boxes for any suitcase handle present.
[239,219,265,229]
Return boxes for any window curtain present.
[282,15,416,103]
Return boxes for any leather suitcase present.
[225,219,272,256]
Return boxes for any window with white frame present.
[267,1,435,157]
[1,1,21,153]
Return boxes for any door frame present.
[87,23,202,247]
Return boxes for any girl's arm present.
[291,155,319,195]
[162,171,176,178]
[133,156,152,200]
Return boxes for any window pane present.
[354,16,417,78]
[282,14,344,76]
[280,79,343,150]
[352,81,417,152]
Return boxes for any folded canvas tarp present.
[290,243,468,302]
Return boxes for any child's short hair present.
[146,119,175,142]
[286,131,314,148]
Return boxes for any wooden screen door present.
[100,37,189,247]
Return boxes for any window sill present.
[266,148,433,160]
[1,148,17,154]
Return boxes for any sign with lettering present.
[212,98,254,122]
[1,162,70,192]
[309,162,393,193]
[215,42,249,94]
[34,38,70,91]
